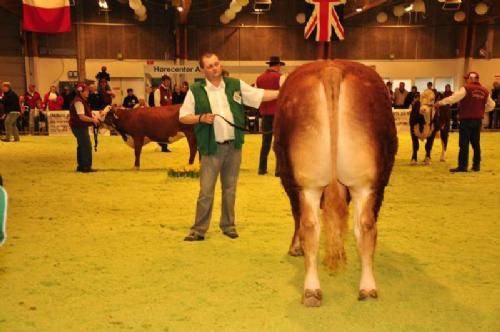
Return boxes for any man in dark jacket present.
[95,66,110,83]
[122,88,139,108]
[88,83,104,111]
[1,82,21,142]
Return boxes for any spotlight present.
[98,0,110,11]
[177,6,184,12]
[356,7,363,12]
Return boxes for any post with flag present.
[22,0,72,33]
[303,0,346,59]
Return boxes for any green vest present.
[190,77,245,155]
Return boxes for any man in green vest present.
[0,175,7,246]
[180,52,279,241]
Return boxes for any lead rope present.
[213,114,273,135]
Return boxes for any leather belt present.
[217,140,234,145]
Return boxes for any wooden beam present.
[345,0,388,19]
[179,0,191,24]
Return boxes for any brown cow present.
[99,105,197,168]
[274,60,398,306]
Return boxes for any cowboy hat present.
[266,56,285,66]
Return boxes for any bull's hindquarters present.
[275,60,397,306]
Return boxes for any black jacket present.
[123,95,139,108]
[88,92,105,111]
[2,89,20,113]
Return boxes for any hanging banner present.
[304,0,346,42]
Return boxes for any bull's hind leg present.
[285,186,303,256]
[298,187,323,307]
[351,187,380,301]
[440,128,449,161]
[322,182,349,271]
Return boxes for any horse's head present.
[99,105,118,129]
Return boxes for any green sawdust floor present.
[0,132,499,332]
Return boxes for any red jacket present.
[256,69,281,116]
[44,92,64,110]
[459,83,490,120]
[69,96,93,128]
[25,91,41,109]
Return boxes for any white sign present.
[47,111,105,136]
[144,65,201,77]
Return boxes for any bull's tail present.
[320,65,347,271]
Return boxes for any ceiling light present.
[356,7,363,12]
[177,6,184,12]
[404,4,413,12]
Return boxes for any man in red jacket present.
[25,84,41,110]
[436,72,495,172]
[256,56,286,176]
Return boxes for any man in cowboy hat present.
[435,72,495,172]
[256,56,286,176]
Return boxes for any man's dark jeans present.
[71,126,92,170]
[458,119,482,169]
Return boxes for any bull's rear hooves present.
[288,247,304,257]
[302,289,322,307]
[358,289,378,301]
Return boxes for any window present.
[415,78,433,93]
[435,78,454,93]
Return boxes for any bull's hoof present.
[358,289,378,301]
[133,166,140,171]
[302,289,322,307]
[288,247,304,257]
[423,157,431,165]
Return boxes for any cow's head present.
[99,105,118,129]
[413,90,435,139]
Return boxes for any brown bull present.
[274,60,398,307]
[100,105,197,168]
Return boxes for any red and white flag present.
[23,0,71,33]
[304,0,346,42]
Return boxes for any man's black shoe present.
[222,231,239,239]
[471,166,480,172]
[449,167,467,173]
[184,233,204,241]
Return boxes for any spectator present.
[98,79,113,107]
[172,84,186,105]
[148,85,157,107]
[43,85,64,110]
[61,85,74,110]
[386,81,394,104]
[1,82,21,142]
[487,82,499,129]
[34,99,48,134]
[88,83,104,111]
[181,81,189,94]
[393,82,409,108]
[95,66,110,83]
[18,95,30,133]
[25,84,41,110]
[154,75,173,152]
[122,88,139,108]
[404,86,418,108]
[154,75,173,107]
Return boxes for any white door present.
[110,78,146,106]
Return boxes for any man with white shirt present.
[179,52,279,241]
[435,72,495,172]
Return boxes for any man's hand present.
[200,113,215,124]
[92,118,100,126]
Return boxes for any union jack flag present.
[304,0,346,42]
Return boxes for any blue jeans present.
[71,127,92,170]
